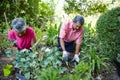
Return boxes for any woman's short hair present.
[11,18,27,33]
[73,15,84,25]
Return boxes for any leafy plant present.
[45,23,60,46]
[0,37,17,56]
[12,49,40,79]
[0,0,54,32]
[88,46,109,75]
[80,23,110,78]
[117,53,120,63]
[96,7,120,58]
[3,64,13,77]
[37,67,60,80]
[64,0,109,16]
[10,46,66,79]
[40,47,62,68]
[33,27,43,42]
[0,34,10,49]
[61,61,91,80]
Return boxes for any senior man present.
[58,15,84,64]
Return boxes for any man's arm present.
[75,44,80,54]
[60,38,66,51]
[75,28,83,54]
[59,22,67,51]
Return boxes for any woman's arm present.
[31,37,36,46]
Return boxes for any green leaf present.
[11,40,17,44]
[48,56,54,61]
[30,53,37,58]
[56,60,62,66]
[25,72,30,80]
[20,58,26,62]
[60,67,68,73]
[41,47,46,51]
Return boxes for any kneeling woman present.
[8,18,36,50]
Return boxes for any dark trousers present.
[57,37,74,53]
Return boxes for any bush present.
[96,7,120,58]
[0,0,54,33]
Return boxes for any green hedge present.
[96,7,120,58]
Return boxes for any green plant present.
[0,0,54,32]
[89,46,109,75]
[96,7,120,58]
[33,27,43,42]
[0,34,10,48]
[37,67,60,80]
[45,23,60,46]
[80,23,110,78]
[10,46,66,79]
[40,47,62,68]
[80,44,110,78]
[117,53,120,63]
[3,64,13,77]
[64,0,109,16]
[12,49,40,79]
[61,61,91,80]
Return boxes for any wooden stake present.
[4,12,9,30]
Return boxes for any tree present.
[0,0,54,33]
[64,0,109,16]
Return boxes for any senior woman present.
[8,18,36,50]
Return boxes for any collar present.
[69,21,74,29]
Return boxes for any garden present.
[0,0,120,80]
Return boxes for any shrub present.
[96,7,120,58]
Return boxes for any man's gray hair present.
[73,15,84,25]
[11,18,27,33]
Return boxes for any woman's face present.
[15,30,26,37]
[73,22,82,30]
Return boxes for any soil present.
[101,63,120,80]
[0,50,120,80]
[0,54,17,80]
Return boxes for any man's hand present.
[73,54,80,62]
[62,51,68,61]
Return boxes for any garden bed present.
[0,53,120,80]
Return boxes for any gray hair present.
[73,15,84,25]
[11,18,27,33]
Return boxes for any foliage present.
[83,46,109,75]
[117,53,120,63]
[3,64,13,77]
[3,22,111,80]
[37,67,60,80]
[33,27,43,42]
[12,49,40,79]
[0,35,16,55]
[8,46,65,79]
[0,0,54,33]
[96,7,120,58]
[44,23,61,46]
[80,23,110,77]
[64,0,109,16]
[0,34,9,49]
[61,61,91,80]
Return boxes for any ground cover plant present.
[0,0,120,80]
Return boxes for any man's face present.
[15,30,26,37]
[73,22,81,30]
